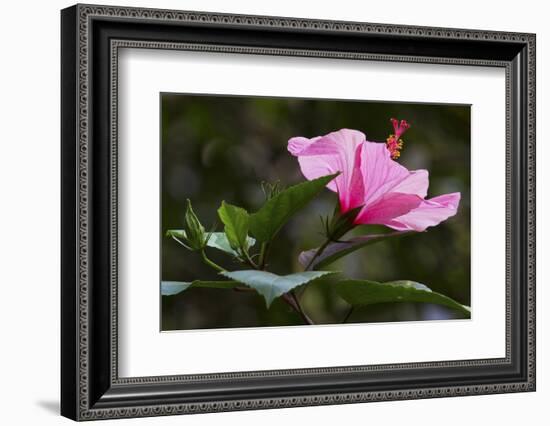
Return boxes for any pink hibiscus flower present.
[287,120,460,232]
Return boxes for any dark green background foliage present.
[161,94,471,330]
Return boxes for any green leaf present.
[217,201,251,253]
[335,280,471,317]
[299,231,411,270]
[161,281,192,295]
[221,270,334,308]
[207,232,255,256]
[249,174,338,242]
[167,230,255,257]
[161,280,240,296]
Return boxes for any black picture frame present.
[61,4,536,421]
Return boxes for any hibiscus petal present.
[360,142,411,207]
[288,129,366,210]
[355,192,423,225]
[341,143,365,211]
[287,136,322,155]
[382,192,461,232]
[391,169,429,198]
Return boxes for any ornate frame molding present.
[61,4,535,421]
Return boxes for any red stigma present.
[386,118,410,160]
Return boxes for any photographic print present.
[161,94,471,331]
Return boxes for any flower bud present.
[182,199,206,251]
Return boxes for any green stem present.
[258,242,270,270]
[342,306,354,323]
[242,250,259,270]
[304,238,331,271]
[200,250,225,273]
[282,293,314,325]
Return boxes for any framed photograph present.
[61,4,536,421]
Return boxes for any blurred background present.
[161,94,470,331]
